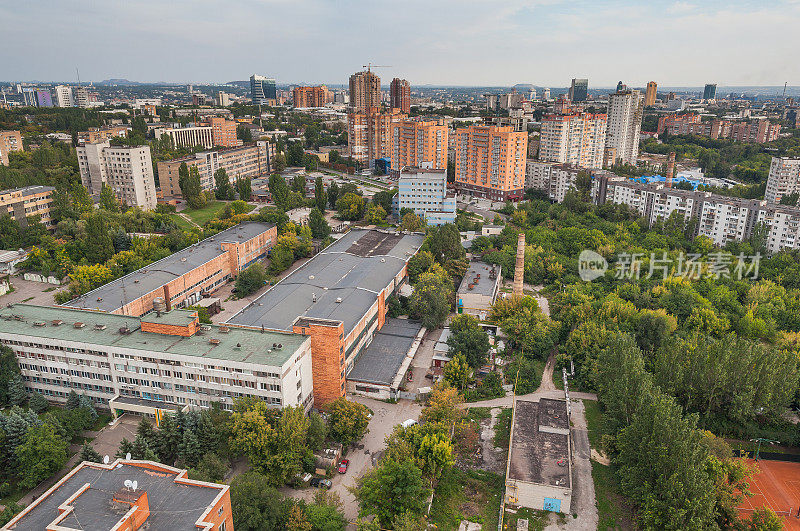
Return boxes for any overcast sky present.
[2,0,798,87]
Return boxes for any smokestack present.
[513,233,525,296]
[665,151,676,188]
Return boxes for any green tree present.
[746,507,783,531]
[353,459,429,528]
[326,398,370,445]
[327,181,340,208]
[309,208,330,239]
[271,153,287,173]
[269,174,290,210]
[29,392,48,413]
[71,183,94,214]
[406,250,434,283]
[372,189,397,213]
[291,174,307,194]
[230,471,285,531]
[65,389,81,410]
[447,314,490,368]
[7,373,27,406]
[364,204,387,224]
[189,452,228,483]
[417,432,454,486]
[424,224,465,264]
[314,176,327,211]
[214,168,235,200]
[236,177,252,201]
[16,424,68,489]
[84,214,114,264]
[443,353,471,390]
[78,440,103,463]
[306,411,328,451]
[409,265,453,329]
[401,212,425,232]
[99,184,119,212]
[235,263,267,297]
[336,193,366,221]
[179,163,205,210]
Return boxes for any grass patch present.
[593,461,637,530]
[170,214,196,231]
[553,367,564,390]
[583,400,603,449]
[429,468,504,530]
[182,201,226,226]
[21,296,34,302]
[90,413,112,432]
[504,507,552,531]
[43,286,56,292]
[493,408,512,449]
[466,407,492,423]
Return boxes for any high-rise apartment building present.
[74,87,90,108]
[389,117,448,172]
[349,70,381,112]
[54,85,74,107]
[251,74,277,104]
[644,81,658,106]
[568,78,588,102]
[347,110,405,166]
[76,141,157,210]
[390,78,411,113]
[293,86,325,108]
[539,113,607,169]
[0,130,23,166]
[215,91,232,107]
[0,185,56,228]
[606,89,644,165]
[703,84,717,100]
[765,157,800,204]
[454,125,528,201]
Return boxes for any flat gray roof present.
[508,399,571,488]
[64,222,274,313]
[1,185,55,196]
[9,462,223,530]
[347,318,422,386]
[226,229,424,336]
[0,304,306,368]
[458,262,500,297]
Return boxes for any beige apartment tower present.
[349,70,381,112]
[644,81,657,106]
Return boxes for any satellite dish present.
[103,455,109,464]
[132,481,138,492]
[124,480,133,489]
[125,453,132,460]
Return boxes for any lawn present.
[504,507,554,531]
[170,213,196,231]
[429,468,505,530]
[583,399,603,448]
[493,408,512,449]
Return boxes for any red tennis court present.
[738,459,800,530]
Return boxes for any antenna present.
[103,455,109,464]
[362,63,392,72]
[76,67,81,86]
[131,481,138,492]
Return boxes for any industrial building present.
[505,398,573,513]
[64,222,277,317]
[226,229,425,406]
[3,460,232,530]
[457,262,501,320]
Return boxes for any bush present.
[234,263,267,297]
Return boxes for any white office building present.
[76,141,158,210]
[765,157,800,204]
[155,126,214,149]
[54,85,74,108]
[392,167,456,225]
[606,90,644,165]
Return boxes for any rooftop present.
[0,185,55,197]
[6,461,225,531]
[227,229,424,335]
[347,318,423,386]
[508,399,571,488]
[0,304,306,368]
[457,262,501,297]
[64,222,274,313]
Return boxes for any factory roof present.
[457,261,501,297]
[347,318,422,386]
[508,399,571,488]
[227,229,424,335]
[64,222,274,313]
[0,304,306,368]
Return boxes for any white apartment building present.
[54,85,74,108]
[74,87,90,108]
[525,160,555,190]
[76,141,157,210]
[539,113,607,169]
[696,197,760,246]
[392,167,456,225]
[606,90,644,165]
[765,157,800,204]
[525,161,600,203]
[155,126,214,149]
[0,304,314,416]
[758,205,800,253]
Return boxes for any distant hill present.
[98,78,141,86]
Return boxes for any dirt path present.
[178,212,201,228]
[537,351,557,393]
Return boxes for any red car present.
[338,459,349,474]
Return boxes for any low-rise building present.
[457,262,501,320]
[3,459,233,531]
[0,130,23,166]
[77,125,131,145]
[0,185,56,228]
[393,167,456,225]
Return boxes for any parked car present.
[310,477,332,488]
[338,459,349,474]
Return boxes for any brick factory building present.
[3,460,233,530]
[64,222,277,317]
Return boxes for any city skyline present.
[2,0,798,86]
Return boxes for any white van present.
[401,419,418,429]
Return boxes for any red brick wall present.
[293,321,345,407]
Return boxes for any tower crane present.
[362,63,391,72]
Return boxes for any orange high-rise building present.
[454,125,528,201]
[293,86,326,108]
[389,118,448,173]
[349,70,381,112]
[390,78,411,113]
[645,81,658,106]
[348,109,406,166]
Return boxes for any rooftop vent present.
[94,324,106,330]
[336,297,342,303]
[134,279,139,283]
[33,321,46,327]
[219,326,230,333]
[119,327,131,335]
[309,275,315,280]
[51,320,63,326]
[97,297,103,302]
[180,257,187,262]
[274,343,282,350]
[200,325,212,331]
[234,343,241,349]
[74,322,85,328]
[209,338,220,345]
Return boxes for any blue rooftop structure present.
[628,174,701,190]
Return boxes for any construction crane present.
[362,63,391,72]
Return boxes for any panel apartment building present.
[76,141,158,210]
[0,303,314,417]
[157,141,273,199]
[765,157,800,204]
[0,130,23,166]
[0,185,56,228]
[606,89,644,165]
[454,125,528,201]
[65,222,277,317]
[392,167,456,225]
[389,117,448,173]
[657,114,780,143]
[227,229,425,407]
[539,113,607,169]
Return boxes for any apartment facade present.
[76,141,157,210]
[54,85,74,107]
[454,125,528,201]
[347,109,406,166]
[658,114,780,143]
[539,113,607,169]
[157,141,273,199]
[293,86,325,108]
[644,81,658,106]
[389,118,448,172]
[77,125,130,145]
[390,78,411,113]
[74,87,90,108]
[0,185,56,228]
[393,168,456,225]
[155,125,213,149]
[765,157,800,204]
[0,130,23,166]
[349,70,381,112]
[207,116,239,147]
[606,90,644,165]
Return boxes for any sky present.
[2,0,798,87]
